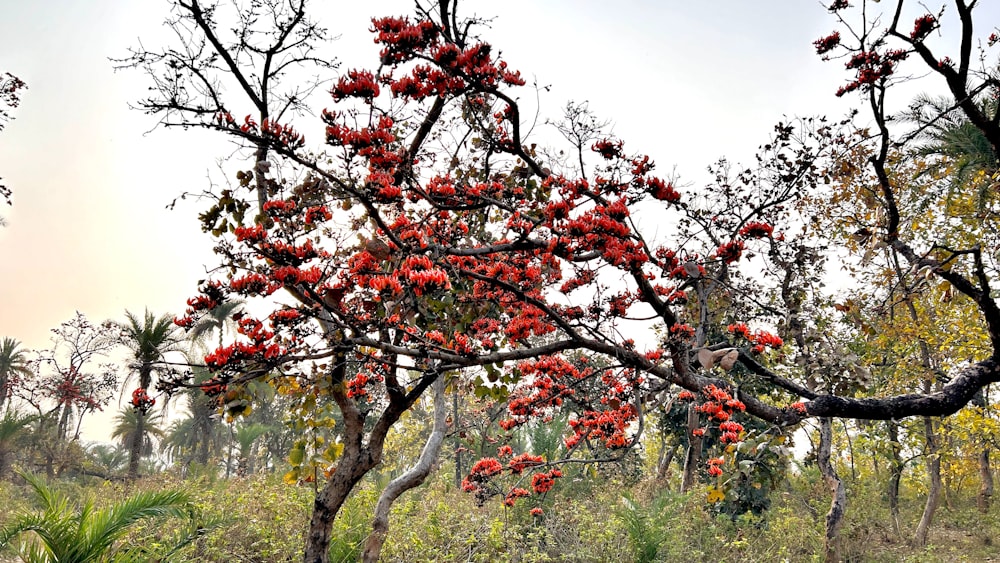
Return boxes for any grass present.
[0,466,998,562]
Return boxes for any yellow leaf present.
[706,486,725,504]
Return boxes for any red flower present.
[720,431,740,444]
[592,139,623,160]
[669,323,695,340]
[814,32,841,55]
[509,453,544,474]
[727,323,751,339]
[503,487,530,507]
[714,240,744,264]
[738,221,773,239]
[648,177,681,202]
[531,472,555,494]
[911,14,937,41]
[530,507,544,517]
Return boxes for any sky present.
[1,0,994,439]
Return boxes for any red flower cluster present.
[707,457,725,477]
[565,403,637,449]
[371,16,439,64]
[461,456,505,496]
[260,118,305,149]
[508,453,544,475]
[727,323,751,339]
[346,371,383,399]
[727,324,783,353]
[738,221,773,239]
[531,468,562,494]
[910,14,937,41]
[835,48,908,97]
[714,240,744,264]
[669,323,696,340]
[331,69,380,102]
[131,387,154,410]
[814,32,841,55]
[592,139,623,160]
[503,487,530,507]
[695,385,746,447]
[750,330,783,353]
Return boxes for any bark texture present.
[362,376,447,563]
[818,417,846,563]
[681,404,704,493]
[913,416,941,546]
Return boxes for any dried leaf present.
[719,349,739,370]
[697,348,714,369]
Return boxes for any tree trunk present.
[886,419,903,535]
[681,404,703,492]
[453,383,463,488]
[362,376,447,563]
[303,450,374,563]
[657,440,681,482]
[979,449,994,513]
[973,389,993,513]
[818,417,846,563]
[127,408,145,480]
[198,422,211,466]
[914,416,941,546]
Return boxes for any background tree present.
[115,309,181,479]
[9,313,117,478]
[0,409,36,478]
[111,407,165,471]
[0,338,31,411]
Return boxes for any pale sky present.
[2,1,994,438]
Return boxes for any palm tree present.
[907,94,999,209]
[161,365,225,470]
[116,309,181,479]
[0,409,36,478]
[188,299,244,352]
[0,338,32,411]
[85,443,128,478]
[111,407,165,468]
[0,472,209,561]
[233,422,271,476]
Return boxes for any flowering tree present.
[9,313,118,477]
[129,0,1000,561]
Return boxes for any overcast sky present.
[2,1,996,437]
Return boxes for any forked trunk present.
[303,449,374,563]
[818,417,846,563]
[361,376,447,563]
